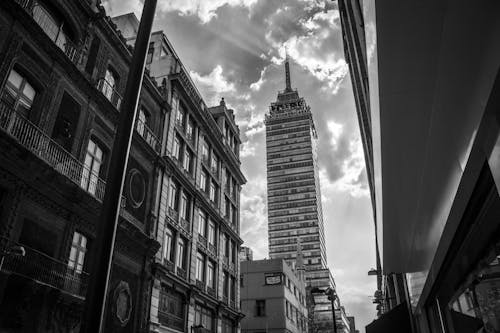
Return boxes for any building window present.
[176,237,185,269]
[183,149,191,172]
[163,228,174,262]
[194,304,214,332]
[223,271,229,297]
[173,135,181,160]
[168,182,178,210]
[159,286,185,331]
[186,119,194,141]
[102,67,118,102]
[2,68,36,117]
[198,210,207,236]
[207,260,215,288]
[68,231,87,273]
[211,154,218,174]
[136,108,148,136]
[200,170,207,192]
[208,221,216,245]
[224,234,230,258]
[209,181,216,202]
[180,192,190,220]
[230,277,236,301]
[202,142,209,163]
[231,241,236,264]
[146,42,154,64]
[196,252,205,282]
[175,104,185,127]
[32,3,74,55]
[256,300,266,317]
[81,139,104,196]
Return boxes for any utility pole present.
[81,0,157,332]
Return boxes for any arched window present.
[2,68,36,118]
[103,67,118,101]
[81,138,105,196]
[31,2,77,58]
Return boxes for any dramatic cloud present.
[103,0,377,330]
[190,65,235,105]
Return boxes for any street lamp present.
[310,287,338,333]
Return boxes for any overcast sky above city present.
[103,0,377,330]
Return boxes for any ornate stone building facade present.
[112,13,246,333]
[0,1,245,333]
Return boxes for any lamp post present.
[310,287,338,333]
[325,287,338,333]
[81,0,157,332]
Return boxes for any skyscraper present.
[266,57,343,332]
[266,56,327,270]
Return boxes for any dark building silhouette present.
[0,2,245,333]
[339,0,500,332]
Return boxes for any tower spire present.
[285,49,292,92]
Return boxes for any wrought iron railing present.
[135,118,160,153]
[207,286,216,298]
[179,217,190,233]
[222,295,228,304]
[97,78,122,110]
[230,299,236,309]
[14,0,81,65]
[0,102,106,201]
[176,267,187,280]
[168,207,179,222]
[0,236,88,298]
[164,259,175,273]
[196,279,205,291]
[198,235,207,248]
[158,310,184,332]
[208,243,217,256]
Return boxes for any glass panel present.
[7,70,22,89]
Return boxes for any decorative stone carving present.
[112,281,133,327]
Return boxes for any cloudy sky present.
[103,0,377,330]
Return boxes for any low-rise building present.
[240,258,308,333]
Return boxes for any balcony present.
[176,267,187,280]
[163,259,175,273]
[158,311,184,332]
[0,236,88,298]
[207,286,216,298]
[230,299,236,309]
[208,243,217,256]
[0,102,106,201]
[168,207,179,222]
[222,295,228,305]
[179,217,190,233]
[195,279,205,292]
[97,78,122,110]
[198,235,207,248]
[14,0,81,65]
[135,119,160,153]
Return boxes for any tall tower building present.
[266,55,327,270]
[266,57,341,332]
